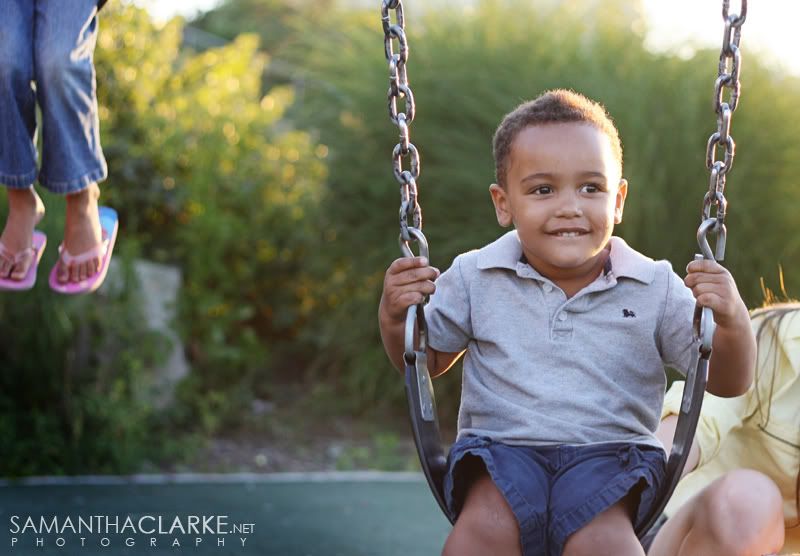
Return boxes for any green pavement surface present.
[0,473,451,556]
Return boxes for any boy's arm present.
[378,309,464,376]
[378,256,464,376]
[685,259,756,397]
[705,308,756,396]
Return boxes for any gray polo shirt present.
[424,231,698,448]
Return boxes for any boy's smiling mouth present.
[548,228,589,237]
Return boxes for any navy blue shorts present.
[444,436,666,556]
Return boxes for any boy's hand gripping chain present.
[636,0,747,537]
[382,0,453,523]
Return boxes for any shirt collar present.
[476,230,656,284]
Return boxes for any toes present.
[10,262,27,281]
[57,260,70,284]
[61,257,102,283]
[69,262,81,283]
[79,258,101,282]
[0,255,29,281]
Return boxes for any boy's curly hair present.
[492,89,623,187]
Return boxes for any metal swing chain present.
[382,0,422,245]
[701,0,747,263]
[640,3,749,535]
[694,0,747,355]
[382,0,430,362]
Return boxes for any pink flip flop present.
[49,206,119,295]
[0,231,47,291]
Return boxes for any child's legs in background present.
[0,0,37,189]
[0,0,36,189]
[34,0,107,282]
[647,469,784,556]
[34,0,106,194]
[0,0,45,279]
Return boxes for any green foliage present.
[192,0,335,53]
[334,432,417,471]
[95,4,329,429]
[191,0,337,89]
[0,228,170,475]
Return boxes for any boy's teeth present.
[557,231,580,237]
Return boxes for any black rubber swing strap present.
[635,350,709,537]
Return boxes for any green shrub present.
[0,232,169,475]
[93,5,330,431]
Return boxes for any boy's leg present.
[0,1,44,280]
[34,0,107,282]
[646,469,784,556]
[549,444,665,556]
[443,467,521,556]
[561,492,644,556]
[442,438,551,556]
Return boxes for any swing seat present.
[405,344,710,536]
[405,350,453,523]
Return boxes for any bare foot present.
[0,186,46,280]
[58,182,103,283]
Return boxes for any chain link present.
[701,0,746,262]
[382,0,421,242]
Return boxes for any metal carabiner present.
[400,227,430,361]
[694,219,722,355]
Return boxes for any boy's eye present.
[580,182,602,193]
[530,185,553,195]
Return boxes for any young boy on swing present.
[378,89,756,556]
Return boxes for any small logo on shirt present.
[622,309,636,318]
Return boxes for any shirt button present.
[543,283,553,293]
[558,313,567,321]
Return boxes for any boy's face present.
[489,122,627,282]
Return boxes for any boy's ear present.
[614,178,628,224]
[489,183,513,227]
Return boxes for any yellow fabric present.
[661,307,800,552]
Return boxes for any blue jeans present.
[0,0,107,194]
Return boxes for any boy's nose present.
[555,201,583,218]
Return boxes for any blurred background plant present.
[1,0,798,475]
